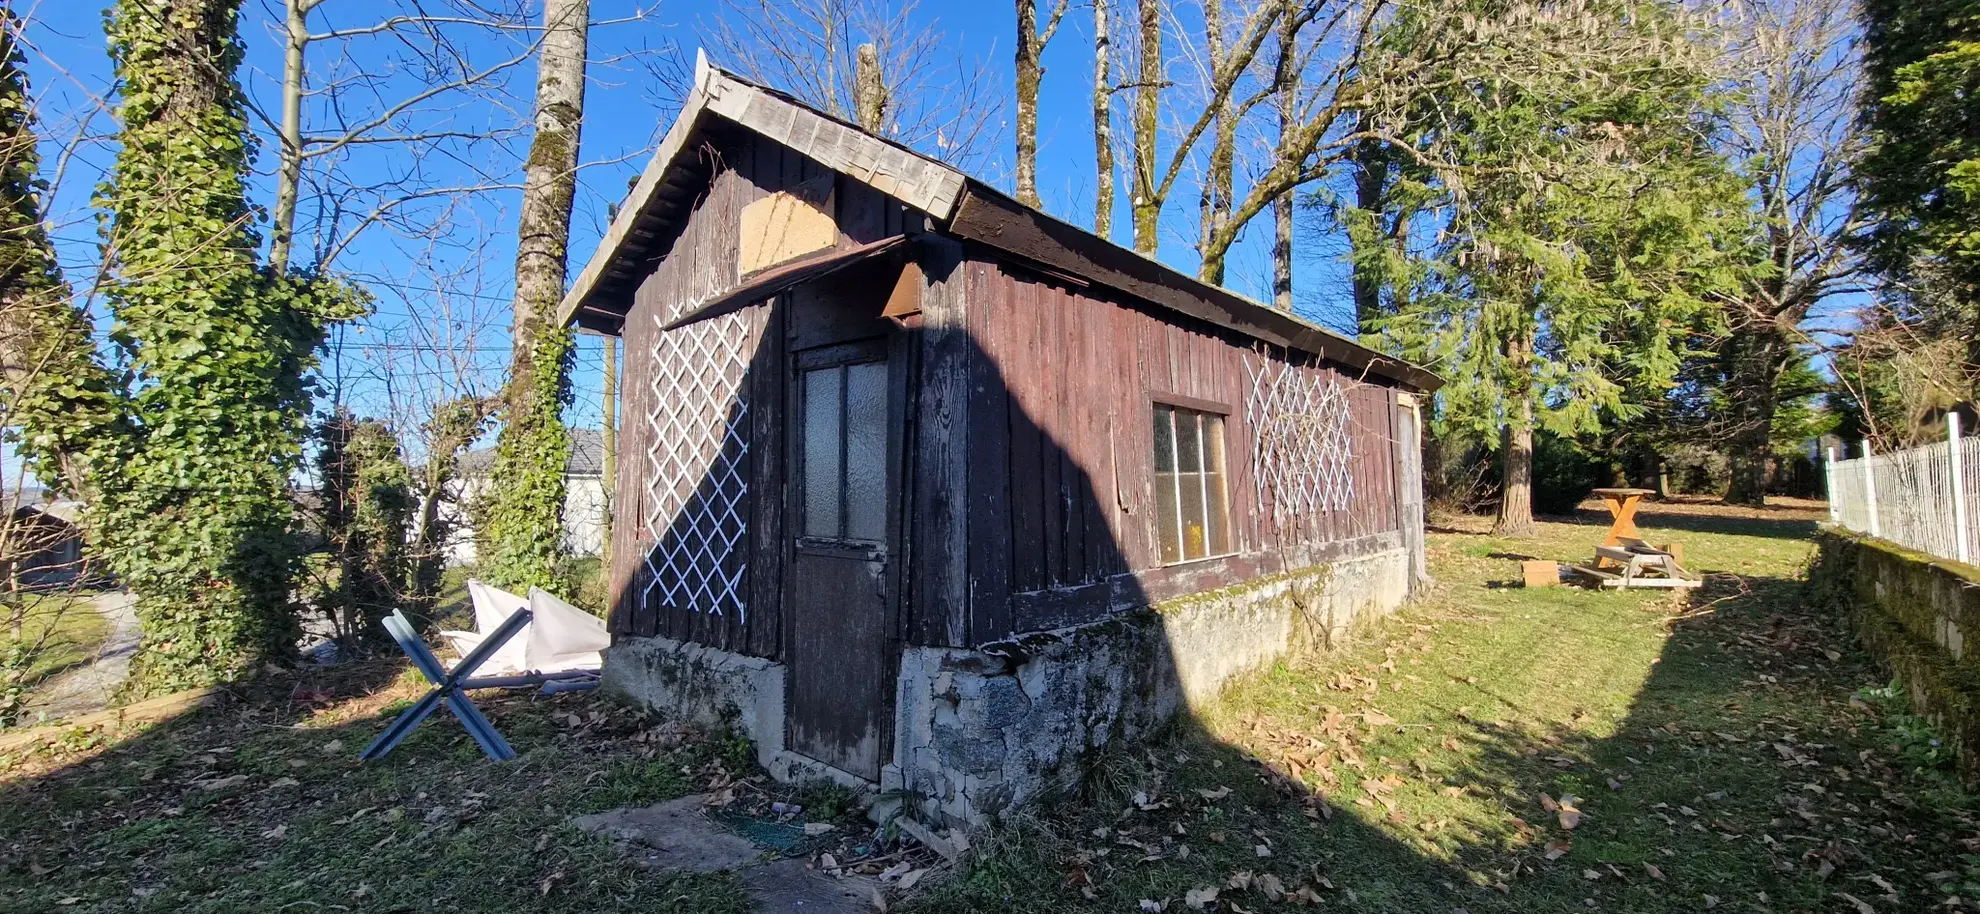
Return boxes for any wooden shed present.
[562,54,1439,824]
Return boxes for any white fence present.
[1827,415,1979,565]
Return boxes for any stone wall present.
[1812,526,1980,785]
[604,547,1412,825]
[891,547,1410,825]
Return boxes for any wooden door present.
[785,338,901,779]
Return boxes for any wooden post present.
[1862,438,1881,538]
[1824,445,1841,524]
[601,334,617,571]
[1951,413,1970,564]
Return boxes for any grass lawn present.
[0,663,759,913]
[2,499,1973,913]
[913,500,1979,914]
[5,593,112,689]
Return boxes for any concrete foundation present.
[603,546,1412,825]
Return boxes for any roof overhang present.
[557,52,965,332]
[557,51,1442,393]
[660,234,908,332]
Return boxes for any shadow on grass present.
[0,660,755,914]
[906,570,1973,914]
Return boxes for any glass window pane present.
[1152,405,1180,563]
[843,361,888,541]
[801,366,842,537]
[1175,410,1202,473]
[1178,468,1207,559]
[1203,415,1230,554]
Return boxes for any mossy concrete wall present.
[1812,526,1980,784]
[890,547,1410,825]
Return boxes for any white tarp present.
[440,580,609,676]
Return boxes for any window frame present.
[1150,396,1236,566]
[794,340,891,547]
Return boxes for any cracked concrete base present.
[573,795,878,913]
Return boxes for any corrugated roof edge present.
[557,49,1443,393]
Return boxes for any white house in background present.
[445,428,609,566]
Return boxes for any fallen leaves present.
[1539,792,1582,830]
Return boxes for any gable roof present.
[560,52,1441,393]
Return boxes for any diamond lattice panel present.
[643,310,752,622]
[1245,352,1356,532]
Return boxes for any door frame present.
[780,326,917,778]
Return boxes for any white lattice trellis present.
[1245,351,1356,527]
[643,308,752,622]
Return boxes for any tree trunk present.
[270,0,308,271]
[482,0,588,591]
[1495,332,1537,537]
[1349,139,1389,333]
[1270,0,1296,310]
[1197,0,1231,284]
[1093,0,1114,238]
[1722,322,1787,506]
[1016,0,1042,208]
[1130,0,1161,254]
[854,43,886,132]
[1496,400,1537,537]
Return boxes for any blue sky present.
[7,0,1381,487]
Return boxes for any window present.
[800,360,888,541]
[1153,403,1231,563]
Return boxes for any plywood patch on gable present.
[739,174,836,276]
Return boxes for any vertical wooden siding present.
[608,127,919,658]
[963,256,1404,639]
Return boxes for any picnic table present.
[1590,487,1655,552]
[1568,487,1700,589]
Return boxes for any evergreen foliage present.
[1856,0,1980,406]
[1356,0,1755,533]
[1858,0,1980,296]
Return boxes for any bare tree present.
[1093,0,1116,236]
[1270,0,1297,309]
[704,0,1003,166]
[480,0,591,590]
[1716,0,1865,504]
[1015,0,1071,208]
[261,0,551,272]
[1127,0,1285,258]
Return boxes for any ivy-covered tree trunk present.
[0,13,115,490]
[1270,1,1296,311]
[92,0,354,694]
[481,0,588,592]
[1015,0,1042,208]
[317,411,411,647]
[1196,0,1235,286]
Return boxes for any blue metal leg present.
[361,608,532,762]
